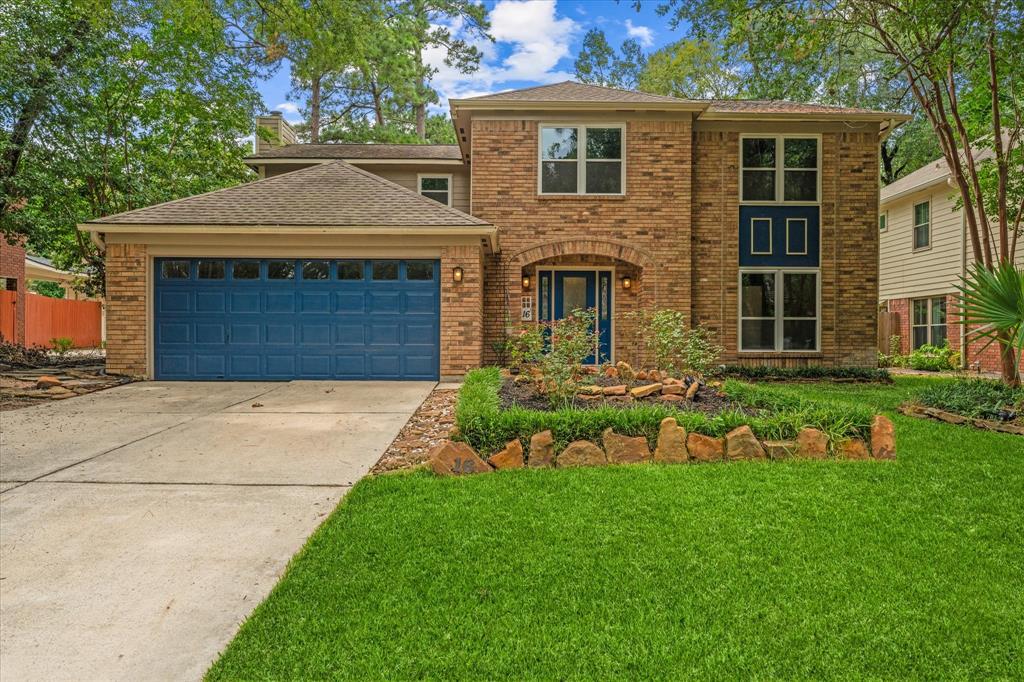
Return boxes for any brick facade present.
[0,236,26,344]
[105,243,148,376]
[472,118,692,366]
[440,244,484,378]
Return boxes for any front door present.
[537,269,612,364]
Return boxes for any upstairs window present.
[741,136,819,203]
[419,175,451,207]
[879,211,888,232]
[913,200,930,250]
[540,125,623,195]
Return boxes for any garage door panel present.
[154,258,439,380]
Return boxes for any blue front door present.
[153,258,440,380]
[537,269,612,364]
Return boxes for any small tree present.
[956,261,1024,386]
[537,309,599,408]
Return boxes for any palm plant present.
[955,261,1024,387]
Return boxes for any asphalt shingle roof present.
[456,81,700,104]
[705,99,899,116]
[89,161,488,227]
[248,143,461,161]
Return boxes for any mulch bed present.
[499,376,751,416]
[372,389,459,473]
[1,346,129,411]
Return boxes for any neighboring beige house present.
[879,148,1022,371]
[24,254,89,300]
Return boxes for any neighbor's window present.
[740,270,819,351]
[540,125,623,195]
[741,136,819,203]
[913,200,930,250]
[911,296,947,349]
[419,175,451,206]
[879,211,888,231]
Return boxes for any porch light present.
[452,266,464,283]
[621,275,632,290]
[522,274,531,290]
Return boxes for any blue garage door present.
[154,258,440,380]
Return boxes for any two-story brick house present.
[85,82,906,381]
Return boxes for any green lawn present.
[207,377,1024,679]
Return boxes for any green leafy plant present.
[632,308,723,377]
[29,280,65,298]
[908,343,959,372]
[537,309,599,408]
[956,261,1024,386]
[879,335,908,369]
[505,324,544,373]
[916,378,1024,421]
[50,337,74,354]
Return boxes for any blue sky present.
[259,0,686,122]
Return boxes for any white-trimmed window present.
[741,135,819,203]
[740,270,819,351]
[879,210,888,232]
[539,125,624,195]
[913,200,930,250]
[418,174,452,206]
[911,297,947,349]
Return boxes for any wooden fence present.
[0,290,103,348]
[878,310,900,355]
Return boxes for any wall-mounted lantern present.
[621,275,632,290]
[521,274,531,290]
[453,266,464,283]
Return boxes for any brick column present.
[1,237,27,345]
[105,243,148,376]
[440,244,484,378]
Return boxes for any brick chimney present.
[255,111,298,154]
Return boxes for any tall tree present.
[1,0,264,293]
[574,29,647,89]
[639,39,743,99]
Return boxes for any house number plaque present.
[521,296,533,321]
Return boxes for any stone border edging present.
[898,404,1024,436]
[427,415,897,476]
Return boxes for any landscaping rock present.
[630,383,663,399]
[36,375,62,389]
[660,394,684,402]
[529,430,555,467]
[725,425,767,460]
[871,415,896,459]
[428,441,492,476]
[648,369,662,382]
[636,370,649,381]
[687,433,724,462]
[839,438,870,460]
[795,428,828,459]
[604,365,619,378]
[654,417,688,463]
[663,377,681,386]
[602,384,627,396]
[489,439,525,469]
[578,384,604,395]
[577,394,603,402]
[763,440,796,459]
[557,440,607,467]
[602,428,651,464]
[685,382,700,400]
[46,386,75,399]
[661,384,683,395]
[615,361,635,382]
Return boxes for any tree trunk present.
[372,83,384,126]
[998,330,1021,387]
[415,101,425,139]
[309,75,321,144]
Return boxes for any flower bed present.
[899,378,1023,435]
[440,368,895,473]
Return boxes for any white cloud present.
[272,102,303,122]
[624,19,654,48]
[423,0,579,109]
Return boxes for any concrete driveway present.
[0,380,434,681]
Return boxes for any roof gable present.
[88,161,488,227]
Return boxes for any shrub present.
[50,337,74,354]
[505,324,544,372]
[917,378,1024,420]
[455,368,873,456]
[627,309,724,377]
[718,365,891,383]
[537,309,598,408]
[908,343,959,371]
